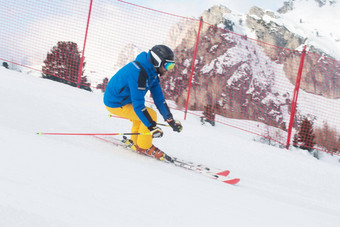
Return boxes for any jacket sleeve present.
[128,67,155,128]
[150,79,173,121]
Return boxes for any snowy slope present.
[1,67,340,227]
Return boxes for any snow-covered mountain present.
[153,0,340,133]
[198,0,340,96]
[162,26,293,129]
[199,0,340,59]
[117,0,340,100]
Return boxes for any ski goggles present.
[164,61,175,71]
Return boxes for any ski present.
[93,135,240,185]
[169,157,239,185]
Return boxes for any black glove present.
[167,117,183,132]
[148,123,164,138]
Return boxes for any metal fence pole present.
[286,45,307,149]
[184,17,203,120]
[77,0,93,88]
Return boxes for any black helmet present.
[150,45,175,68]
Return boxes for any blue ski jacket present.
[104,51,172,128]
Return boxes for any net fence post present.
[77,0,93,88]
[286,45,307,149]
[184,17,203,120]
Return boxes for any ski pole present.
[37,132,151,136]
[108,114,170,127]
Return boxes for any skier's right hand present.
[167,117,183,132]
[148,124,163,138]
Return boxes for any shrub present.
[97,77,109,92]
[294,118,316,152]
[315,122,340,154]
[2,62,9,69]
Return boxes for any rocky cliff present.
[115,1,340,128]
[160,1,340,128]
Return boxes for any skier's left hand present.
[167,117,183,132]
[148,125,164,138]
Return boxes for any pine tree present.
[297,118,316,152]
[97,77,109,92]
[79,75,92,92]
[42,41,91,91]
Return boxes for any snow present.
[274,0,340,59]
[217,0,340,60]
[1,67,340,227]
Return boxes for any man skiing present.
[104,45,183,160]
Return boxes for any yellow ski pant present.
[105,104,157,149]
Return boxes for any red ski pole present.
[37,132,150,136]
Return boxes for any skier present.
[104,45,183,160]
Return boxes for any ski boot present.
[122,136,137,151]
[136,145,164,160]
[122,136,173,162]
[136,145,173,162]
